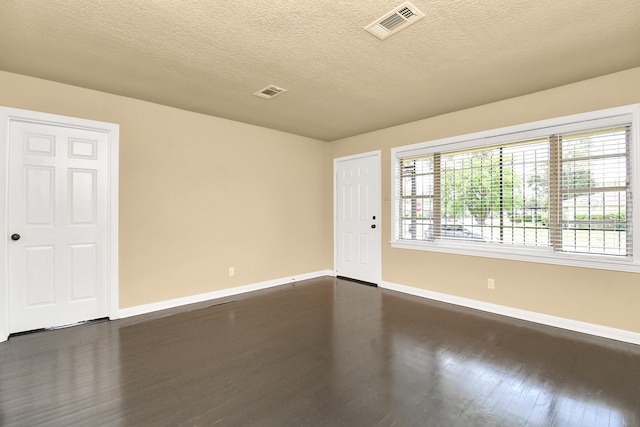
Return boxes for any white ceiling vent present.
[365,1,425,40]
[254,85,287,99]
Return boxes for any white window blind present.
[556,126,631,256]
[392,105,639,271]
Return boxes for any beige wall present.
[329,67,640,333]
[3,67,640,334]
[0,71,332,308]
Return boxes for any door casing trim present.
[0,107,119,342]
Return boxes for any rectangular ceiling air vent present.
[365,1,425,40]
[254,85,287,99]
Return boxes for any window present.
[392,105,640,271]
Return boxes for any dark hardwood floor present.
[1,277,639,426]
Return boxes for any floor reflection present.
[1,277,639,426]
[381,291,638,426]
[0,321,122,426]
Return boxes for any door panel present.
[8,120,108,333]
[26,166,55,225]
[335,153,380,284]
[69,168,97,224]
[25,246,55,306]
[70,243,98,301]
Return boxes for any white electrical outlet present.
[229,267,235,277]
[487,278,495,289]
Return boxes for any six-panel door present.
[8,120,109,333]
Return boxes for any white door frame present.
[333,150,382,284]
[0,107,119,342]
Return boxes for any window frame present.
[391,104,640,272]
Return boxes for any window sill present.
[390,239,640,273]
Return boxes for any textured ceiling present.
[1,1,640,141]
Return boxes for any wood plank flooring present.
[1,277,640,426]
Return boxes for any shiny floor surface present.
[1,277,640,426]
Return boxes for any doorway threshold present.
[337,276,378,287]
[9,317,109,338]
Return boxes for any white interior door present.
[7,119,110,333]
[335,152,381,284]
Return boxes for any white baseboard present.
[380,281,640,346]
[118,270,333,319]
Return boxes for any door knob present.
[371,224,376,229]
[11,233,20,241]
